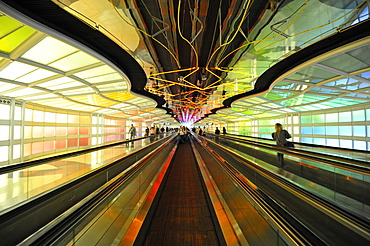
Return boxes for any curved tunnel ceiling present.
[0,0,369,124]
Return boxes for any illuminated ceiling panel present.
[70,95,118,107]
[103,91,136,101]
[1,0,369,124]
[21,37,78,64]
[0,11,164,119]
[0,18,36,53]
[48,52,100,71]
[35,98,101,111]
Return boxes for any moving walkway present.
[0,133,368,245]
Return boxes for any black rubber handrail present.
[0,134,171,175]
[227,133,370,154]
[208,133,370,173]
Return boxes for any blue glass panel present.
[301,137,313,144]
[313,138,326,145]
[326,126,338,135]
[339,126,352,136]
[366,109,370,121]
[353,141,366,150]
[353,126,366,137]
[313,126,325,135]
[301,127,312,134]
[367,126,370,137]
[340,139,352,149]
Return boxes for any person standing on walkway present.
[272,123,291,168]
[128,124,136,145]
[222,127,227,134]
[215,127,220,142]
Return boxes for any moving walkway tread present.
[137,139,226,245]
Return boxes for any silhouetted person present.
[272,123,291,168]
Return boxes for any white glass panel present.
[45,112,56,123]
[14,126,21,139]
[340,139,352,149]
[0,61,36,80]
[339,112,351,122]
[4,88,43,97]
[325,113,338,123]
[0,82,19,92]
[56,113,68,123]
[352,110,365,121]
[14,106,22,121]
[13,144,21,159]
[22,36,78,64]
[0,146,8,162]
[86,74,123,84]
[25,108,33,121]
[353,141,366,150]
[49,52,99,71]
[17,69,57,84]
[38,77,82,89]
[0,104,10,120]
[25,94,58,100]
[33,110,44,122]
[0,125,9,140]
[74,65,115,78]
[327,139,339,147]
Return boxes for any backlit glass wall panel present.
[0,99,141,165]
[234,104,370,151]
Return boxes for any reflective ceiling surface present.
[0,0,369,124]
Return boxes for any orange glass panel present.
[56,139,66,149]
[44,140,55,151]
[80,115,90,124]
[80,127,89,135]
[79,138,89,146]
[32,142,43,154]
[32,126,43,138]
[68,114,79,124]
[68,127,78,135]
[68,138,78,147]
[24,143,32,156]
[44,127,55,137]
[56,127,66,136]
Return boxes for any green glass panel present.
[313,114,325,123]
[301,115,312,123]
[0,25,36,53]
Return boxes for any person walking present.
[222,127,227,134]
[272,123,291,168]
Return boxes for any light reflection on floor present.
[0,138,152,211]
